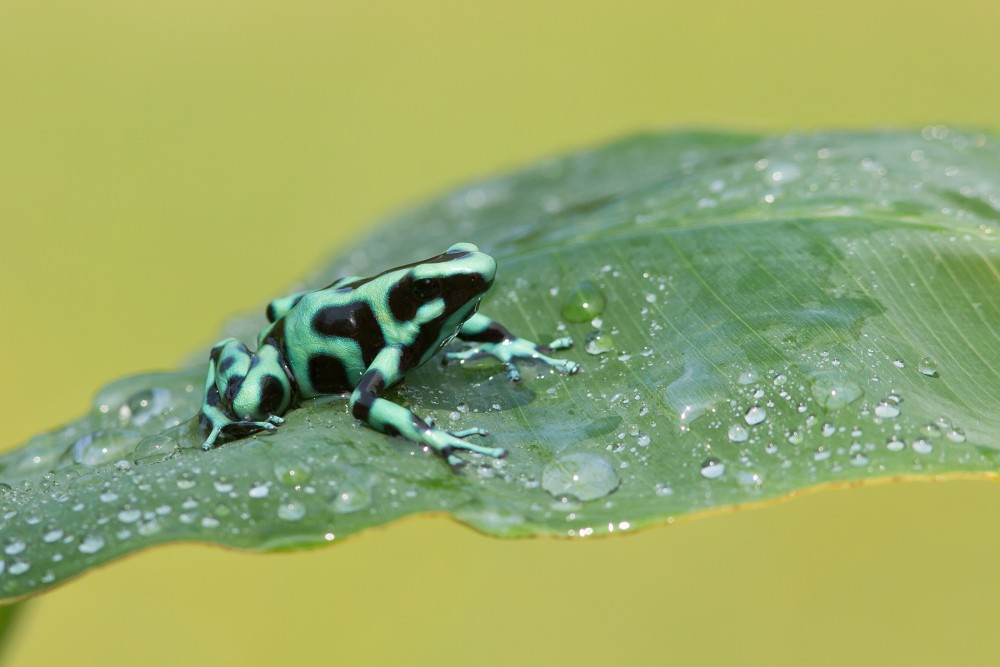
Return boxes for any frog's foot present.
[416,426,504,468]
[445,336,580,382]
[200,417,282,450]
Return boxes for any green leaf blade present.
[2,129,999,602]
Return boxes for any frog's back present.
[280,288,385,397]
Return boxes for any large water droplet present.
[918,357,939,377]
[78,535,106,554]
[120,388,173,426]
[275,459,312,487]
[874,400,901,419]
[912,439,933,455]
[4,538,26,556]
[561,280,606,322]
[699,458,725,479]
[133,435,178,465]
[541,453,619,501]
[69,430,143,467]
[584,330,615,355]
[811,372,863,410]
[728,424,749,442]
[744,406,767,425]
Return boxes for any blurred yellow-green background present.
[2,1,999,664]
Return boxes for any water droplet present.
[133,435,178,465]
[849,452,869,466]
[946,428,966,443]
[636,434,651,447]
[699,458,725,479]
[277,500,306,521]
[918,357,939,377]
[886,435,906,452]
[912,439,933,455]
[584,330,615,355]
[765,161,801,184]
[728,424,749,442]
[541,453,620,501]
[68,430,143,466]
[744,406,767,425]
[117,508,142,524]
[248,482,270,499]
[821,423,836,437]
[42,527,64,543]
[214,477,234,493]
[331,488,372,514]
[772,373,788,386]
[274,460,312,487]
[8,560,29,575]
[120,388,173,426]
[4,539,26,556]
[811,372,863,410]
[561,280,606,323]
[201,516,220,529]
[78,535,105,554]
[893,359,905,369]
[813,447,831,461]
[874,400,901,419]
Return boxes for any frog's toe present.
[450,427,489,438]
[267,415,285,425]
[504,362,523,383]
[544,336,574,351]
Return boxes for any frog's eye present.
[413,278,442,301]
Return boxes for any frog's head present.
[382,242,495,354]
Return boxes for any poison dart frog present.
[199,243,579,466]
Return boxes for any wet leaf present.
[2,129,999,601]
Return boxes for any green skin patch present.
[199,243,580,466]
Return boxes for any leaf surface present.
[2,129,999,601]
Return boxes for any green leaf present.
[2,129,999,602]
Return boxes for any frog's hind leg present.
[199,338,292,449]
[350,347,505,468]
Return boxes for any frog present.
[199,242,579,466]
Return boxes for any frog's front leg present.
[444,313,580,382]
[350,347,505,467]
[200,338,294,450]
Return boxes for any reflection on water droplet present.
[821,423,836,437]
[728,424,749,442]
[918,357,939,377]
[561,281,606,323]
[811,373,863,410]
[584,330,614,356]
[912,439,933,455]
[277,500,306,521]
[541,453,620,501]
[813,447,831,461]
[772,373,787,386]
[332,488,372,514]
[874,401,901,419]
[69,430,143,466]
[176,473,196,490]
[78,535,105,554]
[133,435,178,465]
[946,428,966,443]
[700,458,725,479]
[744,406,767,425]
